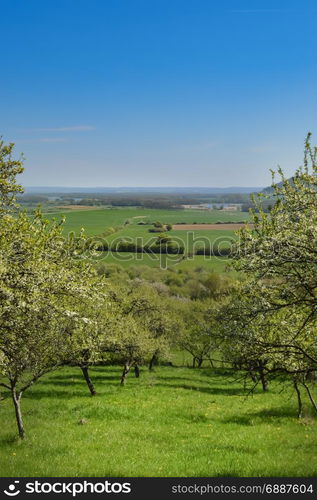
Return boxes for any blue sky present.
[1,0,316,187]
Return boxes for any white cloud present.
[24,125,95,132]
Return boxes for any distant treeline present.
[18,192,274,212]
[195,246,232,256]
[95,240,185,254]
[94,241,232,256]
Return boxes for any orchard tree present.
[219,290,317,411]
[0,139,110,437]
[121,282,179,372]
[217,292,273,391]
[103,282,178,382]
[106,314,155,385]
[0,212,104,437]
[62,304,106,397]
[179,300,222,368]
[235,134,317,328]
[228,134,317,412]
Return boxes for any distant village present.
[181,203,242,211]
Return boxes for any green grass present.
[1,365,316,477]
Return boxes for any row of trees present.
[96,233,185,254]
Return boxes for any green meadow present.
[1,364,317,477]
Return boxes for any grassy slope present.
[1,365,316,477]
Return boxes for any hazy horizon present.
[23,184,263,189]
[22,185,264,195]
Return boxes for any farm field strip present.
[173,223,253,230]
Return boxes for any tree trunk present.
[121,362,131,385]
[197,358,203,368]
[12,388,25,439]
[293,379,302,418]
[134,364,140,378]
[302,381,317,413]
[249,369,257,383]
[192,357,196,369]
[258,364,269,392]
[80,365,96,396]
[149,354,158,371]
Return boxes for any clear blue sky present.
[1,0,316,187]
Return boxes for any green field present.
[1,364,316,477]
[46,208,249,235]
[45,207,245,272]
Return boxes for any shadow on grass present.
[154,382,243,396]
[40,375,120,385]
[27,367,245,398]
[0,435,20,446]
[216,444,258,455]
[23,389,90,399]
[221,406,296,425]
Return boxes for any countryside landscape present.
[1,136,317,478]
[1,0,317,485]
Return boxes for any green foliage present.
[177,300,223,367]
[153,221,164,228]
[102,281,182,382]
[0,139,24,213]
